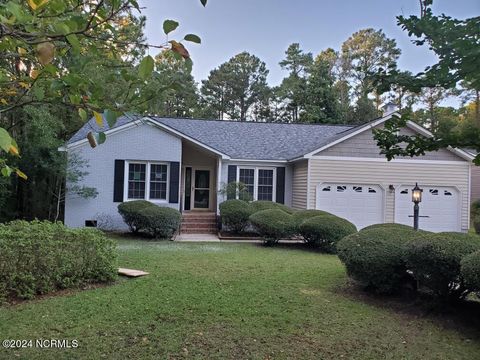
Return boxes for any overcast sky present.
[138,0,479,89]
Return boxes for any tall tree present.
[200,52,270,121]
[341,28,401,123]
[277,43,313,122]
[303,49,340,123]
[373,0,480,163]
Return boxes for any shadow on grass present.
[335,280,480,340]
[252,241,336,255]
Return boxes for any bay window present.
[126,161,169,201]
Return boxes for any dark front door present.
[193,169,210,209]
[184,167,192,211]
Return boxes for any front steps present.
[181,212,217,234]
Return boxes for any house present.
[62,112,475,233]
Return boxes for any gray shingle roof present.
[68,115,354,160]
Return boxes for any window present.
[258,169,274,201]
[336,185,346,192]
[353,186,363,193]
[444,190,453,196]
[150,164,168,200]
[126,161,169,201]
[429,189,439,196]
[237,167,276,202]
[322,186,331,192]
[128,163,146,199]
[239,168,255,199]
[368,187,377,193]
[400,189,408,194]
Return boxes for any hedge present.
[219,200,253,233]
[249,201,295,215]
[292,209,331,227]
[0,220,117,301]
[118,200,155,233]
[299,215,357,253]
[405,232,480,300]
[473,215,480,235]
[337,224,421,294]
[461,250,480,294]
[138,206,181,239]
[361,223,414,232]
[249,209,295,245]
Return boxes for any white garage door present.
[395,185,460,232]
[316,183,384,230]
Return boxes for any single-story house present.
[62,112,475,233]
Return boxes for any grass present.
[0,236,479,359]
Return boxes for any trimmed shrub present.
[405,232,480,300]
[461,251,480,294]
[138,206,181,239]
[219,200,253,233]
[292,209,332,227]
[250,201,295,215]
[299,215,357,253]
[337,225,421,294]
[249,209,295,245]
[471,200,480,218]
[361,223,414,232]
[118,200,155,233]
[0,220,117,301]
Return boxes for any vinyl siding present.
[319,125,464,161]
[308,158,470,231]
[292,160,308,209]
[472,165,480,202]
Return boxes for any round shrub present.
[219,200,253,233]
[118,200,155,233]
[299,215,357,253]
[361,223,414,232]
[249,209,295,245]
[405,232,480,300]
[292,209,331,227]
[250,201,295,215]
[337,226,421,294]
[138,206,182,239]
[461,250,480,293]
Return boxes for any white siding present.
[472,165,480,202]
[292,160,308,209]
[65,123,182,229]
[308,158,470,232]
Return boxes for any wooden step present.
[181,228,217,234]
[182,223,217,230]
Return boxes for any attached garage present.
[316,183,384,229]
[395,185,461,232]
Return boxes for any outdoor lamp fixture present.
[411,183,423,230]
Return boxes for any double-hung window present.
[237,167,276,202]
[126,161,169,202]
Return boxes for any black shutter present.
[169,161,180,203]
[276,167,286,204]
[227,165,237,200]
[113,160,125,202]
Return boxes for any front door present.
[193,169,210,209]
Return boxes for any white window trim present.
[124,160,170,203]
[236,166,276,202]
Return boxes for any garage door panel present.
[316,183,384,230]
[395,185,460,232]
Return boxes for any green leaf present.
[78,108,87,121]
[184,34,201,44]
[97,132,106,145]
[1,166,12,177]
[0,127,12,152]
[32,86,44,101]
[184,57,193,73]
[103,109,118,128]
[66,34,81,53]
[200,0,207,6]
[138,55,154,80]
[163,20,179,35]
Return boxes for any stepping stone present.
[118,268,149,277]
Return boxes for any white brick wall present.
[64,123,182,229]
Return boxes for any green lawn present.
[1,237,479,359]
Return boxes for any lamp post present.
[411,183,423,230]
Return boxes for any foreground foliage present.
[0,220,116,301]
[0,238,478,359]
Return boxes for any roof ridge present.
[150,116,353,127]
